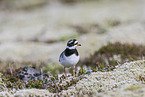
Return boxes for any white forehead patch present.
[74,41,78,44]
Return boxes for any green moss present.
[48,77,83,93]
[139,74,145,83]
[78,67,86,76]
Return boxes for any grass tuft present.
[79,42,145,71]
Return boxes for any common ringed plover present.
[59,39,81,80]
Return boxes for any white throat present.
[66,45,77,49]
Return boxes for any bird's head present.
[66,39,81,49]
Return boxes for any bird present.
[59,39,81,80]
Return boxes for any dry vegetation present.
[79,42,145,71]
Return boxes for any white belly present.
[59,54,80,68]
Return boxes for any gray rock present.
[20,67,49,82]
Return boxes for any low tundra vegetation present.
[78,42,145,71]
[0,42,145,96]
[0,60,144,96]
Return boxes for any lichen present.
[59,60,145,96]
[14,89,55,97]
[0,60,145,96]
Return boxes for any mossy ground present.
[0,42,145,96]
[0,60,144,96]
[0,42,145,94]
[0,67,84,94]
[78,42,145,71]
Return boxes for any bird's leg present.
[64,67,67,80]
[73,66,75,78]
